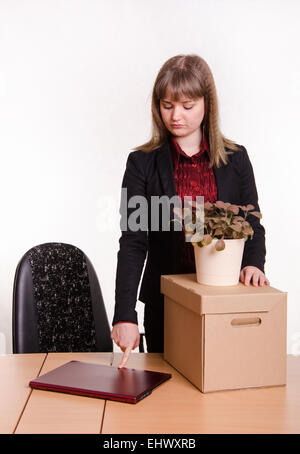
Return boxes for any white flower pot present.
[193,238,245,286]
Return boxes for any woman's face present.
[159,89,205,138]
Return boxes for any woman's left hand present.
[240,266,270,287]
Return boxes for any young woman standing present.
[111,54,269,367]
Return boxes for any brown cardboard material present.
[161,273,287,393]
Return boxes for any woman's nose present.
[171,106,182,121]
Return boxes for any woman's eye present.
[162,105,193,110]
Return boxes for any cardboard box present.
[161,274,287,393]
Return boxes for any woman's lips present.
[171,124,184,128]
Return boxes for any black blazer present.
[113,140,266,325]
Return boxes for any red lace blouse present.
[169,134,218,272]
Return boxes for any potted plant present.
[173,200,262,286]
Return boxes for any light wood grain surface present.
[1,353,299,434]
[0,353,45,434]
[102,353,300,434]
[14,352,113,434]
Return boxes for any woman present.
[111,54,270,367]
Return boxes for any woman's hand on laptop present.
[111,322,140,368]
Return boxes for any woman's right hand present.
[110,322,140,368]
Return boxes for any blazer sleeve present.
[112,151,149,326]
[239,146,266,273]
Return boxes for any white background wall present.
[0,0,299,355]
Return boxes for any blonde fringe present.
[132,54,241,168]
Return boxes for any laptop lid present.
[29,360,172,404]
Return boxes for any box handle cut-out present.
[231,317,262,327]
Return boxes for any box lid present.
[160,274,287,315]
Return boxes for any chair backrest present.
[12,242,113,353]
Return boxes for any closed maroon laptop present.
[29,360,171,404]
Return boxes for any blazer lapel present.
[156,141,177,199]
[213,164,226,201]
[213,157,236,203]
[156,141,181,273]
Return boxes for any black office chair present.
[12,242,113,353]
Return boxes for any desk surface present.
[1,353,299,434]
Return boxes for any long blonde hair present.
[133,54,240,168]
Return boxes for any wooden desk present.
[15,352,113,434]
[0,353,45,434]
[1,353,299,434]
[104,353,300,434]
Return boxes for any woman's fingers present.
[111,323,140,368]
[118,345,133,369]
[244,268,254,286]
[252,270,260,287]
[240,266,270,287]
[239,269,245,283]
